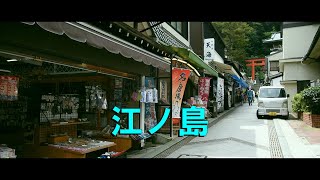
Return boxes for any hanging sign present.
[198,77,211,108]
[159,79,168,104]
[204,38,215,63]
[0,76,19,101]
[144,77,157,131]
[217,77,224,112]
[172,68,191,124]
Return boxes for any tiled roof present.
[150,22,189,49]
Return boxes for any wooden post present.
[251,61,255,81]
[140,76,145,148]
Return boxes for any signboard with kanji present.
[198,77,211,108]
[217,77,224,112]
[172,68,191,124]
[204,38,215,63]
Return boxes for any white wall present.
[267,51,282,76]
[283,24,320,59]
[271,76,283,87]
[283,61,320,81]
[162,22,190,47]
[283,83,297,113]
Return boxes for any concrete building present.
[279,22,320,112]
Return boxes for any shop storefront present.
[231,74,249,105]
[169,46,219,134]
[169,59,199,136]
[0,22,171,158]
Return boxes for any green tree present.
[213,22,281,77]
[212,22,254,66]
[246,22,281,59]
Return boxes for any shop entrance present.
[0,53,145,158]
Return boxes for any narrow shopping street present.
[161,100,320,158]
[166,100,273,158]
[1,22,319,159]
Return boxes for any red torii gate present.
[245,58,265,80]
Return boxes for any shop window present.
[270,61,279,71]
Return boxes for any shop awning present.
[167,46,218,77]
[22,22,171,72]
[208,61,240,78]
[231,74,248,88]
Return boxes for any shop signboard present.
[198,77,211,108]
[217,77,224,112]
[172,68,191,124]
[204,38,215,64]
[159,79,168,104]
[0,76,19,101]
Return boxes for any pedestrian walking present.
[243,89,247,103]
[247,87,254,106]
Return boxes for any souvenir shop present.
[173,55,226,121]
[0,22,170,158]
[170,57,217,135]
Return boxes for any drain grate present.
[177,154,207,158]
[269,121,283,158]
[187,137,269,151]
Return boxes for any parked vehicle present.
[256,86,289,119]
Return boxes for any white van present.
[256,86,289,119]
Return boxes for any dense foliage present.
[212,22,281,75]
[292,93,304,113]
[300,86,320,114]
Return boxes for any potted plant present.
[301,86,320,127]
[292,93,304,119]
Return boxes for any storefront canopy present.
[22,22,171,72]
[167,46,218,77]
[231,74,248,88]
[209,61,240,78]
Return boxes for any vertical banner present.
[217,77,224,112]
[172,68,191,124]
[145,77,157,131]
[145,103,157,131]
[198,77,211,108]
[159,79,168,104]
[204,38,215,64]
[0,76,19,101]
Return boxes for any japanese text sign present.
[198,77,211,108]
[172,68,191,122]
[204,38,215,62]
